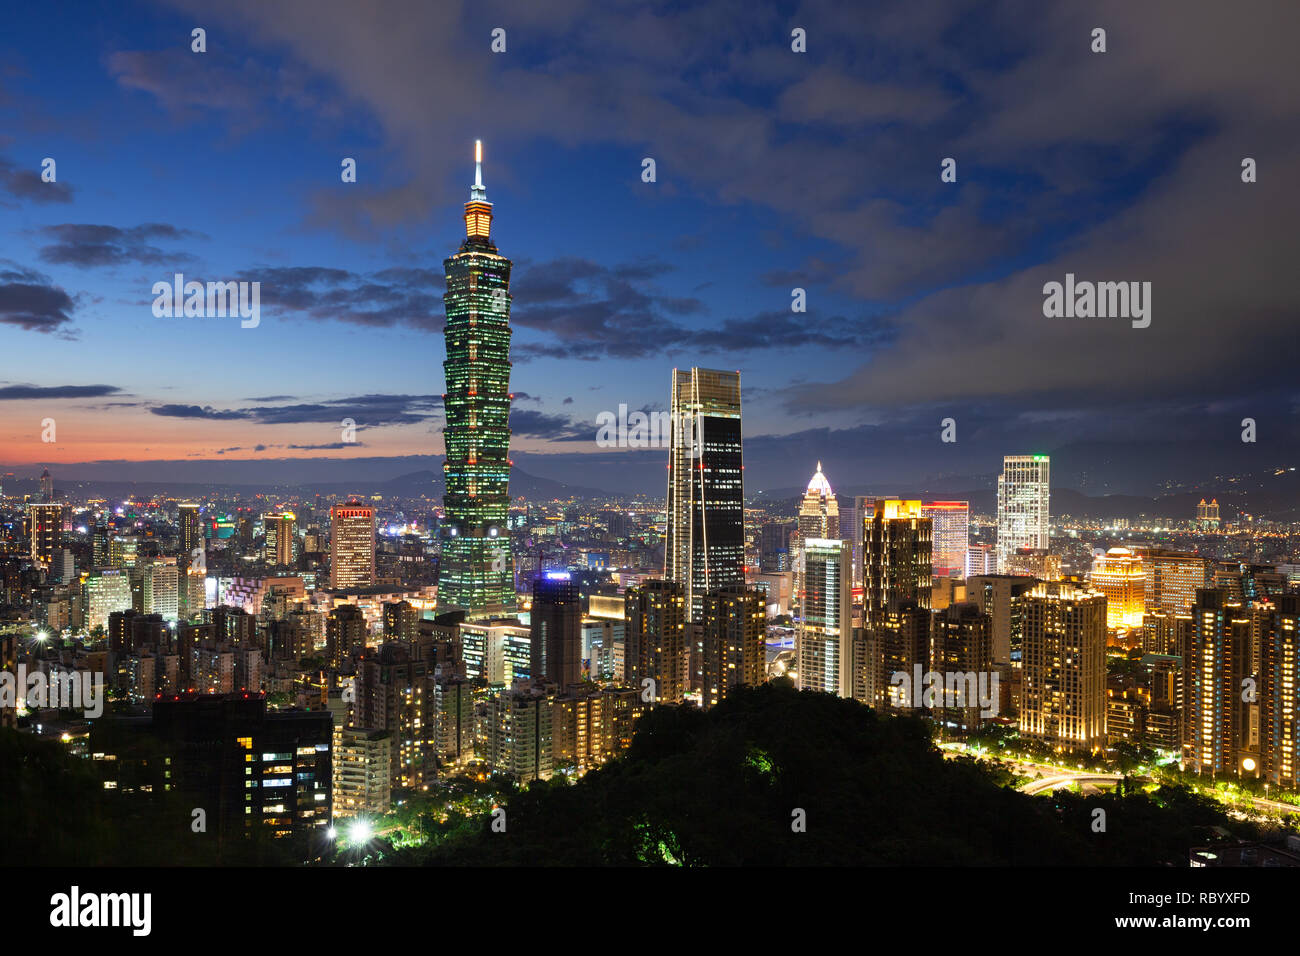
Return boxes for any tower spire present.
[471,139,486,201]
[464,139,493,240]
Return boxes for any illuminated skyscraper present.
[996,455,1050,573]
[1264,594,1300,789]
[439,141,514,614]
[178,503,204,621]
[40,467,53,502]
[330,500,376,590]
[796,538,852,698]
[797,462,839,540]
[263,512,296,565]
[664,367,744,619]
[1188,588,1256,778]
[28,501,64,569]
[1020,581,1107,753]
[530,571,582,690]
[1090,547,1145,629]
[1196,498,1221,530]
[921,501,969,579]
[865,499,932,625]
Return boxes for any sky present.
[1,0,1297,496]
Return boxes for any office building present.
[330,500,376,590]
[1090,547,1146,629]
[796,538,852,698]
[922,501,969,579]
[996,455,1050,573]
[530,571,582,689]
[439,141,515,614]
[865,499,932,625]
[664,367,744,619]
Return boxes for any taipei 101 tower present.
[438,141,515,613]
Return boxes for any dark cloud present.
[0,263,77,333]
[237,265,441,329]
[509,408,589,442]
[0,383,122,400]
[149,393,441,427]
[0,155,74,203]
[38,223,203,268]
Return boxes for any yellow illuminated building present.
[1090,547,1145,629]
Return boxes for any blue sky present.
[1,0,1296,495]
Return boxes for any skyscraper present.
[28,501,64,569]
[178,503,204,621]
[439,141,515,614]
[1138,548,1209,615]
[330,499,376,590]
[530,571,582,690]
[797,462,839,540]
[996,455,1050,573]
[263,512,296,566]
[1090,547,1145,629]
[1020,581,1107,753]
[1187,588,1256,778]
[921,501,969,579]
[865,499,932,625]
[664,367,744,620]
[796,538,852,698]
[39,466,53,502]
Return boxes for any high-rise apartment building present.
[485,683,554,783]
[795,538,852,698]
[439,141,515,614]
[921,501,969,579]
[1019,581,1107,752]
[996,455,1050,573]
[930,601,996,732]
[1187,588,1256,778]
[1263,594,1300,789]
[966,574,1039,665]
[664,367,744,620]
[700,585,766,709]
[1137,548,1208,615]
[330,500,376,589]
[624,580,688,704]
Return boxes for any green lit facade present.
[438,143,515,613]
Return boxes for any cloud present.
[0,383,122,400]
[149,393,441,427]
[509,408,589,441]
[0,263,77,333]
[38,223,203,268]
[0,155,74,203]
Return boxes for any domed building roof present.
[805,461,833,498]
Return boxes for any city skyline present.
[3,0,1300,894]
